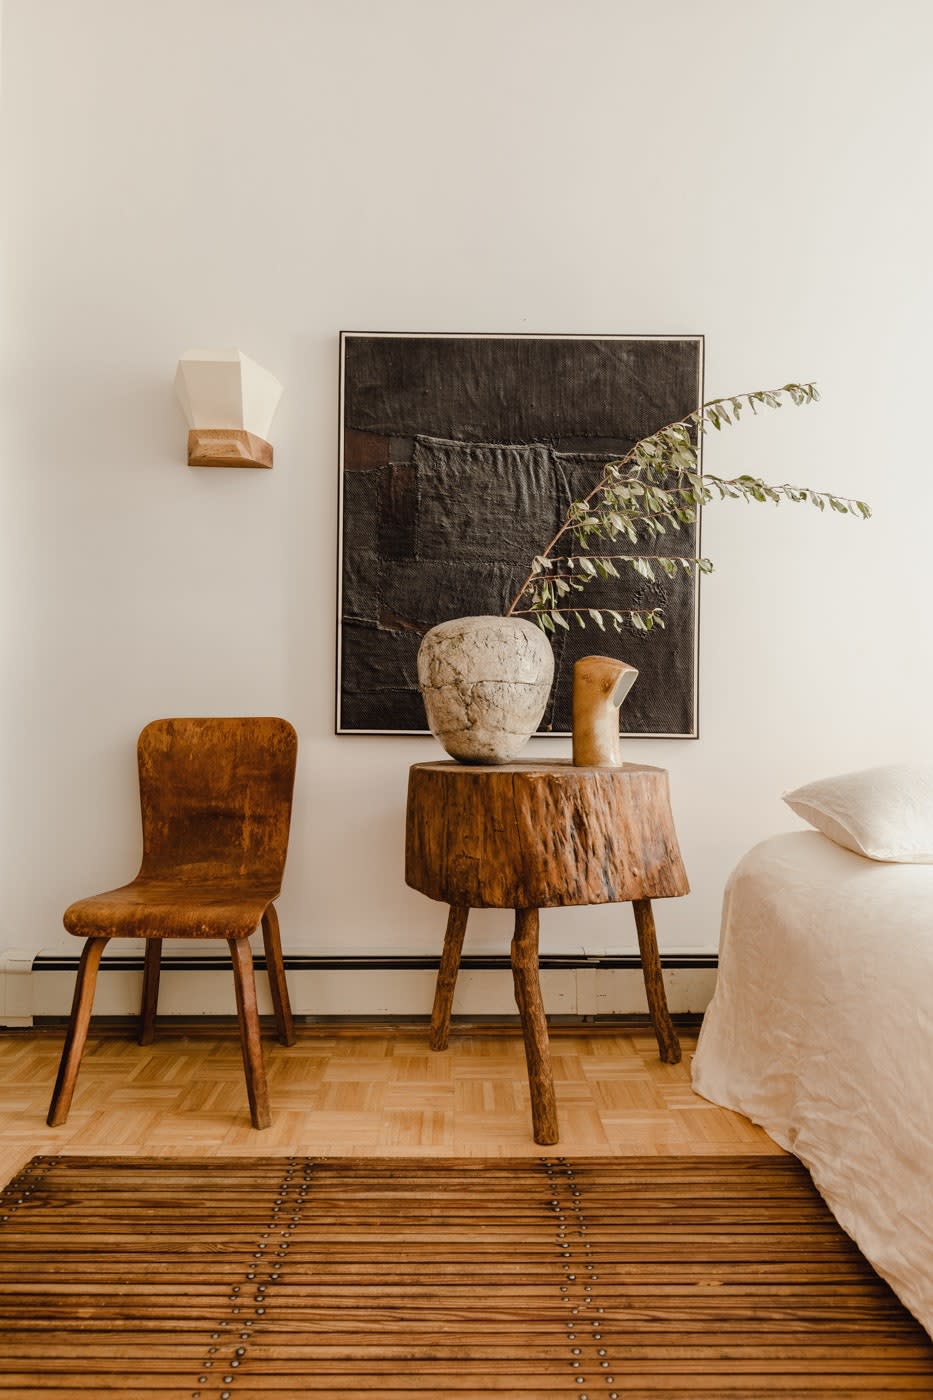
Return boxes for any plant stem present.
[503,387,756,617]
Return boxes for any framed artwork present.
[337,333,704,738]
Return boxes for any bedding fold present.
[693,830,933,1336]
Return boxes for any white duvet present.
[692,830,933,1335]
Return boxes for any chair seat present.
[63,877,282,941]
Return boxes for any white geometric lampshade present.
[174,348,284,469]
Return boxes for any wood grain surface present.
[632,900,682,1066]
[429,907,470,1052]
[0,1026,776,1181]
[511,910,559,1145]
[62,718,298,943]
[406,761,689,910]
[187,427,273,468]
[409,761,687,1142]
[0,1154,929,1397]
[48,718,299,1132]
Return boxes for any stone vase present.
[417,615,555,764]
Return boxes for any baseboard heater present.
[32,952,717,973]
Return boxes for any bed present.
[692,828,933,1336]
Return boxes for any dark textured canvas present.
[338,334,704,736]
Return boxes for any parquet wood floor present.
[0,1023,782,1184]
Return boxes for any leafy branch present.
[504,383,871,635]
[511,604,667,635]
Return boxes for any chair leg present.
[430,905,470,1051]
[632,898,682,1065]
[138,938,162,1046]
[261,905,296,1047]
[228,938,272,1130]
[47,937,108,1127]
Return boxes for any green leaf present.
[505,375,868,631]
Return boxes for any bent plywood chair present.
[47,717,299,1130]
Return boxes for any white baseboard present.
[0,949,34,1026]
[1,946,717,1026]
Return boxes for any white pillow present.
[783,763,933,863]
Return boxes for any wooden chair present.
[47,717,299,1131]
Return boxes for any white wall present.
[2,0,932,1007]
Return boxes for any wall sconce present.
[174,348,283,469]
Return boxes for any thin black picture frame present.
[336,332,705,739]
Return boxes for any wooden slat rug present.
[0,1155,931,1398]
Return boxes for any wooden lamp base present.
[187,428,273,469]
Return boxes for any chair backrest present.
[136,718,298,885]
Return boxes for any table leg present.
[511,908,559,1145]
[632,898,681,1064]
[429,905,469,1051]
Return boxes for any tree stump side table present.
[405,760,690,1145]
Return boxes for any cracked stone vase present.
[417,615,555,765]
